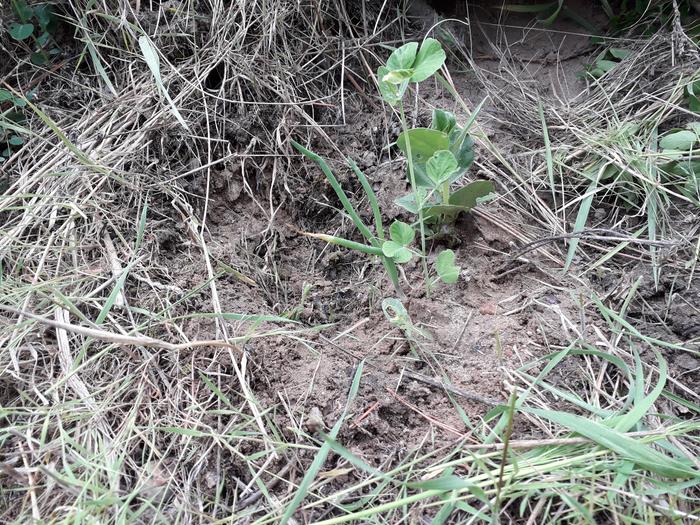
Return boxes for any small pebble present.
[305,407,324,433]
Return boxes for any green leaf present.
[377,66,403,106]
[688,122,700,135]
[412,163,435,188]
[34,5,54,30]
[587,67,605,78]
[12,0,33,23]
[8,135,24,146]
[436,250,460,284]
[448,180,495,209]
[382,68,414,85]
[387,42,418,71]
[608,48,631,60]
[431,109,457,134]
[423,180,495,220]
[409,475,475,491]
[382,241,413,263]
[688,80,700,97]
[411,38,446,82]
[0,89,24,106]
[395,193,419,213]
[452,135,475,171]
[138,35,190,131]
[689,94,700,112]
[397,128,449,164]
[564,175,598,272]
[36,31,50,47]
[389,221,415,245]
[307,233,382,256]
[596,59,618,72]
[426,150,458,185]
[9,23,34,41]
[660,130,698,151]
[30,52,48,65]
[527,408,698,479]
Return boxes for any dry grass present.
[1,1,700,523]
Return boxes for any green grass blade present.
[85,39,117,96]
[138,36,189,131]
[291,140,375,244]
[348,158,384,241]
[564,176,599,272]
[527,408,698,478]
[304,233,383,256]
[95,257,142,325]
[134,199,148,251]
[613,350,667,433]
[538,100,555,204]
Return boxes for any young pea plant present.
[377,38,448,284]
[394,109,495,236]
[9,1,60,66]
[378,39,494,240]
[290,38,490,296]
[658,122,700,200]
[0,88,32,165]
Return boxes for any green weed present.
[8,0,60,66]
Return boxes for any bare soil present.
[147,3,641,470]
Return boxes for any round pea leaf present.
[608,48,631,60]
[436,250,460,284]
[397,128,449,164]
[387,42,418,71]
[411,38,446,82]
[9,135,24,146]
[596,59,618,73]
[426,150,458,185]
[31,52,48,65]
[395,193,419,214]
[13,0,34,22]
[382,240,413,264]
[389,220,415,246]
[660,130,698,151]
[10,23,34,41]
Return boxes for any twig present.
[0,305,242,353]
[384,387,467,438]
[402,370,502,406]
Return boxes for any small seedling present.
[658,122,700,200]
[0,88,32,164]
[291,38,493,297]
[378,39,494,258]
[582,47,631,79]
[8,1,60,66]
[435,249,461,284]
[382,221,415,264]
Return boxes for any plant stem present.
[398,101,430,293]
